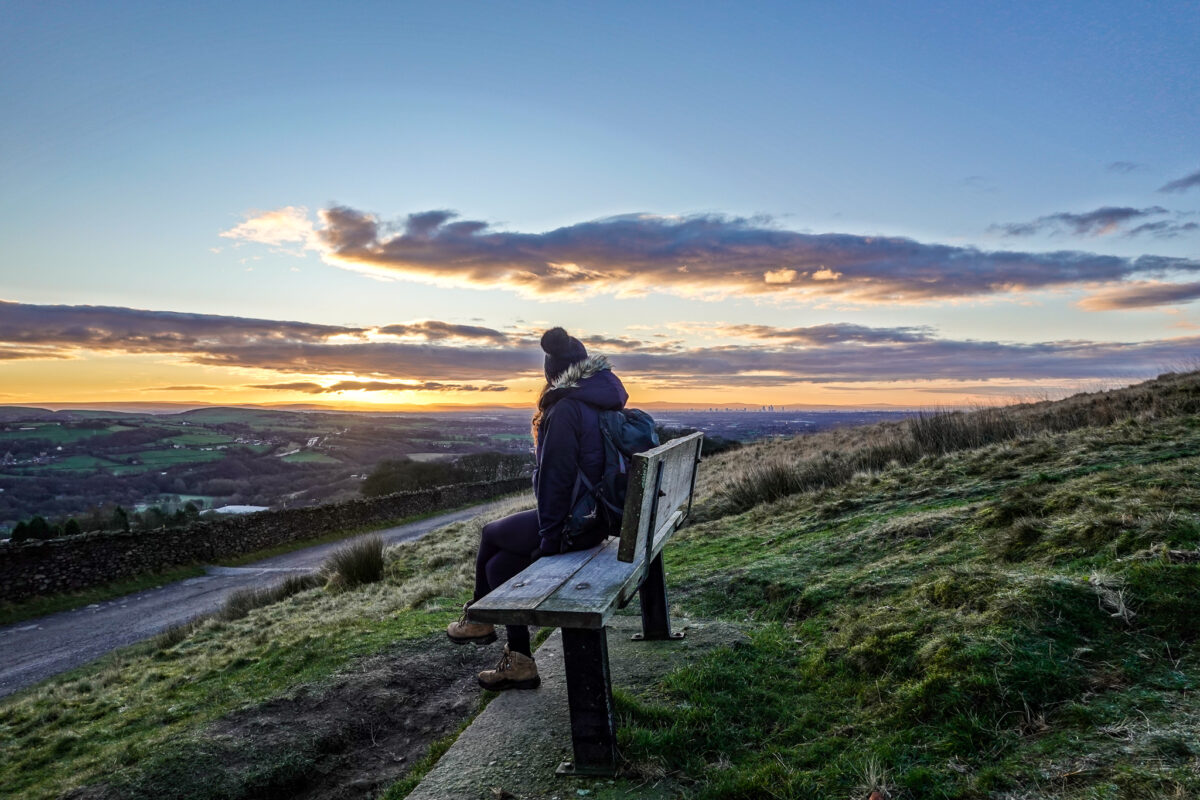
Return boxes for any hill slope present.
[617,371,1200,798]
[1,372,1197,799]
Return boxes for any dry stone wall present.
[0,478,529,602]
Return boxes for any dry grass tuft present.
[703,370,1200,516]
[218,573,323,621]
[322,535,384,591]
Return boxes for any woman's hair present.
[530,381,553,445]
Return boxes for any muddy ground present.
[64,633,505,800]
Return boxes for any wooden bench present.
[467,431,704,776]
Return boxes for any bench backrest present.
[616,431,703,565]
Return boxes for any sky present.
[1,1,1199,409]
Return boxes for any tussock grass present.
[218,573,324,622]
[704,370,1200,516]
[322,535,384,590]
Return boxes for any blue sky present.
[1,1,1198,406]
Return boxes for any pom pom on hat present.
[541,327,588,383]
[540,326,574,356]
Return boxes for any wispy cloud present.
[378,321,510,342]
[1159,168,1200,194]
[710,323,936,344]
[1078,280,1200,311]
[222,206,1200,304]
[4,301,1197,389]
[992,206,1174,237]
[143,384,222,391]
[249,380,508,393]
[1107,161,1145,174]
[219,206,318,248]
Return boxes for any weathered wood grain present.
[617,432,702,563]
[467,545,605,625]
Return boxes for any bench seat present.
[468,537,641,629]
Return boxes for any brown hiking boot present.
[477,645,540,691]
[446,603,497,645]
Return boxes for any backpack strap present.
[577,469,624,517]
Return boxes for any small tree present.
[27,516,52,540]
[63,518,82,536]
[139,506,166,531]
[111,506,130,533]
[11,520,30,541]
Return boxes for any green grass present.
[25,454,122,472]
[611,413,1200,798]
[0,565,207,627]
[0,425,116,444]
[280,451,340,464]
[165,433,234,446]
[109,448,227,475]
[0,495,533,800]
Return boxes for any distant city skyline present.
[2,2,1198,407]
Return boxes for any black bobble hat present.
[541,327,588,383]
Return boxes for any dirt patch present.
[63,633,505,800]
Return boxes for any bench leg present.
[634,553,685,641]
[556,627,618,777]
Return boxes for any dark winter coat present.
[533,355,628,555]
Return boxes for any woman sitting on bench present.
[446,327,628,690]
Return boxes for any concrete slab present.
[405,615,746,800]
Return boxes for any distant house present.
[207,505,270,515]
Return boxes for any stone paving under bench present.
[405,615,746,800]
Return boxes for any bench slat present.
[618,432,702,563]
[467,545,603,625]
[535,538,642,628]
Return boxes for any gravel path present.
[0,499,510,698]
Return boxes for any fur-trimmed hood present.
[533,354,628,441]
[546,354,627,411]
[550,354,612,390]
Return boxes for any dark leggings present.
[473,509,540,657]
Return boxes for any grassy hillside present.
[616,371,1200,798]
[1,372,1197,799]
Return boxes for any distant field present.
[281,452,340,464]
[487,433,529,442]
[0,424,126,444]
[109,449,226,475]
[165,433,233,446]
[26,455,122,472]
[407,452,455,463]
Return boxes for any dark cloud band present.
[222,206,1200,303]
[2,301,1197,389]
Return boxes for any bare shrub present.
[323,535,385,591]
